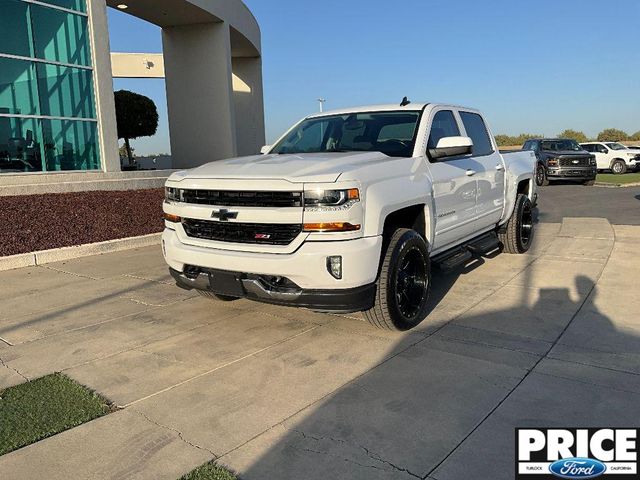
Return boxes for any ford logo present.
[549,458,606,479]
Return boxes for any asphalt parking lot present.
[537,182,640,225]
[1,191,639,479]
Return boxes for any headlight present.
[627,153,636,158]
[590,157,597,165]
[547,158,558,166]
[304,188,359,209]
[165,187,181,202]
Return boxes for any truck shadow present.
[230,272,640,480]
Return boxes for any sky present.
[108,0,640,156]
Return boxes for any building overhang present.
[105,0,261,57]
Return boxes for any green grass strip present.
[597,172,640,185]
[179,461,238,480]
[0,373,113,456]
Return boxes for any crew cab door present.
[458,110,505,229]
[593,144,611,169]
[426,109,479,251]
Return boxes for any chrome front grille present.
[558,157,591,167]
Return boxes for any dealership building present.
[0,0,264,193]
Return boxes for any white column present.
[232,56,266,156]
[87,0,120,172]
[162,21,237,169]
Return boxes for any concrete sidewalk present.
[0,218,638,479]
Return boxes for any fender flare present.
[500,172,533,226]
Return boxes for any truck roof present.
[305,102,482,119]
[527,138,575,142]
[307,103,427,118]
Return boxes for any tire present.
[583,179,595,186]
[364,228,431,331]
[498,194,533,254]
[197,290,238,302]
[535,164,549,186]
[611,160,627,175]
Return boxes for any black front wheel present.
[535,164,549,186]
[364,229,431,330]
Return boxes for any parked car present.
[163,102,536,331]
[522,138,596,186]
[580,142,640,174]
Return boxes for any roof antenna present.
[400,96,411,107]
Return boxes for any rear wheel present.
[364,228,431,331]
[535,164,549,186]
[197,290,238,302]
[498,194,533,254]
[611,160,627,175]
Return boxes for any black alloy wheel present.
[364,228,431,330]
[395,247,429,320]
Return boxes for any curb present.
[594,181,640,188]
[0,233,162,272]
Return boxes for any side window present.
[523,141,532,151]
[583,144,593,152]
[460,111,494,156]
[427,110,460,151]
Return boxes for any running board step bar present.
[467,232,501,255]
[434,248,473,272]
[433,232,501,272]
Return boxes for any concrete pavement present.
[0,218,638,479]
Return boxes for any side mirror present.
[260,145,272,154]
[430,136,473,159]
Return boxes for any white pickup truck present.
[163,102,537,330]
[580,142,640,174]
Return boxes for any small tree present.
[630,131,640,142]
[494,135,514,147]
[114,90,159,166]
[557,129,588,143]
[597,128,628,142]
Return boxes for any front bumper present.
[547,167,596,180]
[162,227,382,290]
[170,267,376,313]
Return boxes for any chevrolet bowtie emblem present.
[211,209,238,221]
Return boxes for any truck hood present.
[543,150,590,156]
[179,151,393,183]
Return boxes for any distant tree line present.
[495,128,640,146]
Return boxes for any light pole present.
[317,98,326,113]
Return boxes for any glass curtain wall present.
[0,0,99,173]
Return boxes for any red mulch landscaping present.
[0,189,165,257]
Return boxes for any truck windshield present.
[540,140,582,151]
[606,143,627,150]
[271,111,421,157]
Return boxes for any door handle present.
[496,164,504,171]
[466,169,476,176]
